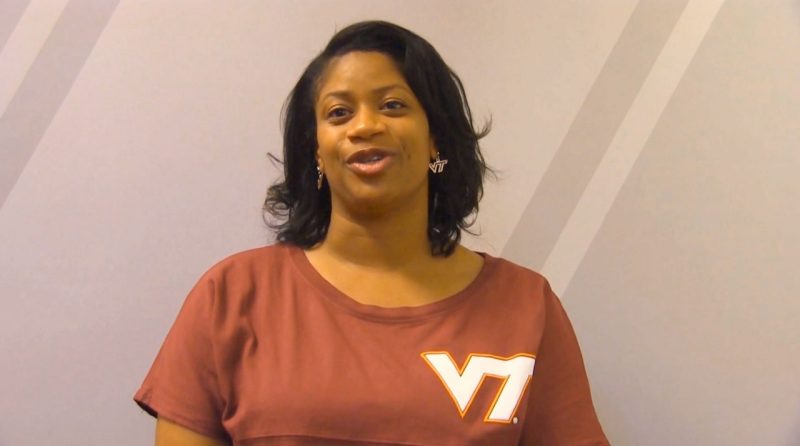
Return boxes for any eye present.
[382,99,406,111]
[326,106,351,121]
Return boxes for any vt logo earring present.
[429,153,448,174]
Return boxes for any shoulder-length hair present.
[264,20,491,256]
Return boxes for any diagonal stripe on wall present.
[501,0,690,271]
[0,0,31,52]
[0,0,72,117]
[0,0,120,209]
[542,0,726,296]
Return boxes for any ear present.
[429,141,439,160]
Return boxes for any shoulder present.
[184,243,304,310]
[200,243,298,282]
[460,252,562,326]
[482,253,554,296]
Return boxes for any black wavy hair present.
[264,20,491,256]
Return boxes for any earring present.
[316,165,324,190]
[429,152,448,174]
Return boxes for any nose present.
[346,107,385,140]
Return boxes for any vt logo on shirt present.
[421,352,536,424]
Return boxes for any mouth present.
[345,148,394,176]
[346,148,391,165]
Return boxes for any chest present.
[216,297,542,445]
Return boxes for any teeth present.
[358,155,383,163]
[348,151,387,164]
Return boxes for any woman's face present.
[314,51,437,218]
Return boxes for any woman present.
[135,21,609,446]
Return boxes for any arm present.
[521,283,609,445]
[135,273,230,444]
[156,417,229,446]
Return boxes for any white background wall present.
[1,1,798,445]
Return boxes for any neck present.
[314,194,434,270]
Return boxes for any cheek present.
[315,130,339,162]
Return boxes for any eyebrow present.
[318,84,412,102]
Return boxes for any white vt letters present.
[421,352,535,423]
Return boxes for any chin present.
[335,188,423,218]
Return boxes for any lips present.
[345,148,394,175]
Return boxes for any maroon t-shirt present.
[134,244,609,445]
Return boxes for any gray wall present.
[1,1,798,445]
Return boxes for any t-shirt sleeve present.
[133,273,229,441]
[521,280,610,446]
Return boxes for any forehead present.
[316,51,411,99]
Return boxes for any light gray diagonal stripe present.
[0,0,120,209]
[542,0,726,296]
[501,0,690,270]
[0,0,31,52]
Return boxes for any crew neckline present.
[285,244,497,323]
